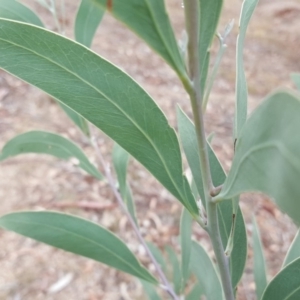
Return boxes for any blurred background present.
[0,0,300,299]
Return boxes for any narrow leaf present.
[0,131,102,179]
[123,184,138,226]
[166,246,182,295]
[93,0,185,75]
[180,208,193,289]
[217,90,300,225]
[147,242,167,274]
[291,73,300,91]
[190,241,223,300]
[283,230,300,268]
[75,0,104,48]
[235,0,259,139]
[0,19,198,216]
[203,20,234,110]
[262,257,300,300]
[253,217,268,299]
[199,0,223,93]
[112,143,138,225]
[0,0,89,136]
[177,107,247,287]
[186,283,203,300]
[72,0,106,135]
[112,143,129,196]
[58,104,90,137]
[0,0,44,27]
[140,280,162,300]
[0,211,157,283]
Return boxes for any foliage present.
[0,0,299,299]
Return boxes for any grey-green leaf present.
[283,230,300,268]
[93,0,185,76]
[112,143,137,225]
[0,131,102,179]
[58,103,90,137]
[199,0,223,93]
[0,19,198,216]
[177,107,247,287]
[186,283,204,300]
[166,246,182,295]
[0,0,89,136]
[75,0,104,48]
[112,143,129,196]
[253,217,268,299]
[147,242,167,274]
[180,208,193,290]
[235,0,259,139]
[291,73,300,91]
[72,0,106,135]
[140,280,162,300]
[0,0,44,27]
[217,90,300,225]
[0,211,157,284]
[262,257,300,300]
[190,241,223,300]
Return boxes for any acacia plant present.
[0,0,300,299]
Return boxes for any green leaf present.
[0,0,44,27]
[75,0,104,48]
[218,198,247,288]
[262,257,300,300]
[72,0,106,135]
[180,208,193,290]
[0,131,102,179]
[93,0,185,76]
[177,107,247,287]
[146,242,167,274]
[0,0,89,136]
[283,230,300,268]
[0,19,198,216]
[0,211,157,284]
[203,20,234,110]
[253,217,268,299]
[112,143,129,196]
[58,104,90,137]
[140,280,162,300]
[112,143,137,225]
[166,246,182,295]
[199,0,223,93]
[235,0,259,139]
[291,73,300,91]
[190,241,223,300]
[217,90,300,225]
[186,283,204,300]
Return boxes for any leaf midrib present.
[0,31,186,204]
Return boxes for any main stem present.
[91,134,179,300]
[183,1,234,299]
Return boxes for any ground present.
[0,0,300,299]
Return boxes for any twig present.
[48,201,117,211]
[90,133,179,300]
[183,1,235,299]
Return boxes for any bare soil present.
[0,0,300,299]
